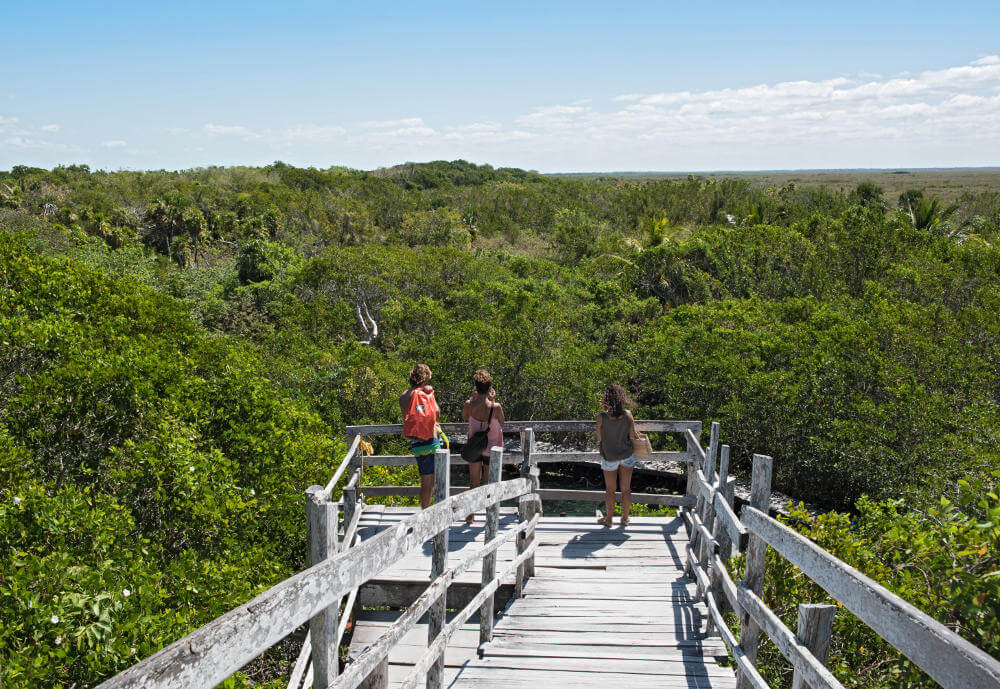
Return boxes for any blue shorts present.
[411,438,440,476]
[415,453,436,476]
[601,455,636,472]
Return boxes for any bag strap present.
[486,402,494,426]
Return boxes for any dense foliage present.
[2,160,999,686]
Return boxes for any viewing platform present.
[96,420,1000,689]
[351,509,732,688]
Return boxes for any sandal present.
[597,515,613,527]
[620,516,631,527]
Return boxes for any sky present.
[1,1,999,172]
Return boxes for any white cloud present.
[283,124,347,142]
[102,140,127,148]
[360,117,426,129]
[203,123,260,139]
[40,124,60,133]
[167,127,189,135]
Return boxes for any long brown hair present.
[601,383,634,417]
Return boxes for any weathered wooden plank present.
[493,619,706,635]
[532,450,694,464]
[358,580,514,609]
[357,656,388,689]
[364,453,523,467]
[535,489,695,506]
[444,668,734,689]
[480,640,730,661]
[398,543,537,689]
[427,450,450,689]
[488,629,715,647]
[345,420,703,435]
[741,507,1000,689]
[737,586,844,689]
[306,486,338,688]
[711,553,740,614]
[792,604,837,689]
[95,477,531,689]
[704,581,772,689]
[324,434,363,495]
[339,513,538,689]
[459,655,734,677]
[479,447,503,643]
[736,453,773,689]
[714,490,749,552]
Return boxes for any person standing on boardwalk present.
[596,383,639,527]
[462,369,505,525]
[399,364,441,509]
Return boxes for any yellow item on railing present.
[359,439,374,456]
[435,425,450,450]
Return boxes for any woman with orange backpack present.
[399,364,442,509]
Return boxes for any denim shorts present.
[601,454,636,472]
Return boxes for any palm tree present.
[906,197,958,233]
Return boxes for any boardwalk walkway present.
[351,508,735,688]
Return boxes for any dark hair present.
[601,383,634,417]
[409,364,431,387]
[473,369,493,395]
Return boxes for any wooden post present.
[684,429,702,526]
[684,429,704,577]
[736,453,773,689]
[697,423,721,575]
[792,604,837,689]
[427,449,450,689]
[516,428,539,596]
[306,485,338,688]
[479,446,504,643]
[343,472,359,539]
[715,474,736,564]
[358,657,389,689]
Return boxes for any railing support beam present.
[479,446,504,643]
[305,485,339,688]
[427,449,450,689]
[736,453,773,689]
[516,428,539,596]
[792,604,837,689]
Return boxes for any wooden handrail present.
[361,450,693,466]
[346,419,702,435]
[740,506,1000,689]
[324,434,362,496]
[336,512,540,689]
[96,477,532,689]
[397,541,539,689]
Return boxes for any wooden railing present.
[346,419,701,508]
[94,446,538,689]
[94,417,1000,689]
[683,423,1000,689]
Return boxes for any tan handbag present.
[632,434,652,458]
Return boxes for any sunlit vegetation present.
[2,160,999,686]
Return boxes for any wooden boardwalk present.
[351,508,735,688]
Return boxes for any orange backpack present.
[403,387,438,439]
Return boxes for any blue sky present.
[1,1,998,172]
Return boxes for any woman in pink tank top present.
[462,369,505,525]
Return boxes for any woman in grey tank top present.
[596,384,640,527]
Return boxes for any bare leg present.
[467,461,484,524]
[602,469,617,526]
[419,474,434,510]
[619,465,633,526]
